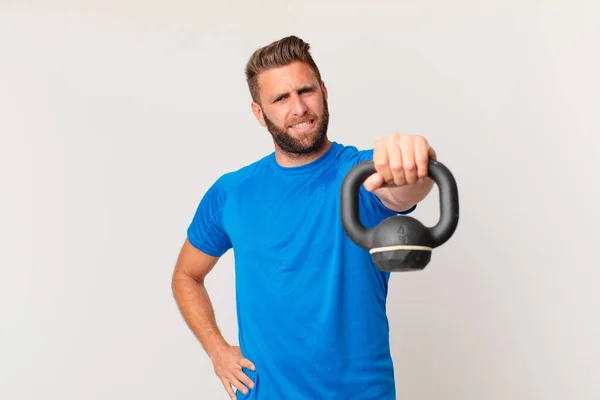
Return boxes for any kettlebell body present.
[340,159,459,272]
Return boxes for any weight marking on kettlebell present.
[397,225,406,236]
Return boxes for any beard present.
[263,96,330,156]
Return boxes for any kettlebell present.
[340,159,459,272]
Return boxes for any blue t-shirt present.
[187,141,415,399]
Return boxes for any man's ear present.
[251,102,266,127]
[321,80,328,100]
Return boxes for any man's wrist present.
[206,335,230,360]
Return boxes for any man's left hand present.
[364,133,436,192]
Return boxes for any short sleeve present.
[339,147,416,222]
[186,176,233,257]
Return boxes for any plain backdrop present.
[1,1,599,399]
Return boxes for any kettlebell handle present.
[340,158,459,250]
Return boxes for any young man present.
[172,35,436,399]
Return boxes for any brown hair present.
[245,35,323,104]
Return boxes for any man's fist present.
[364,133,436,192]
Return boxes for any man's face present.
[252,61,329,155]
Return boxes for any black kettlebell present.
[340,159,459,272]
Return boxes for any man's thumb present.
[363,173,383,192]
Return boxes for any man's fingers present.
[234,368,255,390]
[227,374,249,396]
[414,136,430,180]
[373,138,392,183]
[221,378,237,400]
[239,357,256,371]
[387,135,405,186]
[400,137,417,184]
[213,347,257,400]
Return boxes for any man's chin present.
[286,131,319,144]
[277,132,326,154]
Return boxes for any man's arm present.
[172,239,256,399]
[171,239,229,359]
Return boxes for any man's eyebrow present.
[270,84,317,102]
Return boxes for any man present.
[171,35,436,399]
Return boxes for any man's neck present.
[274,139,332,167]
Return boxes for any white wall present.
[1,1,598,399]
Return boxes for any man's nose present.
[291,94,308,115]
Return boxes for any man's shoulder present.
[332,141,374,170]
[211,152,272,190]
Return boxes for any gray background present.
[1,1,599,399]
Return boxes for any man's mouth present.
[289,119,315,133]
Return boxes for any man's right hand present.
[210,344,256,400]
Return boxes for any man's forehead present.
[258,62,318,92]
